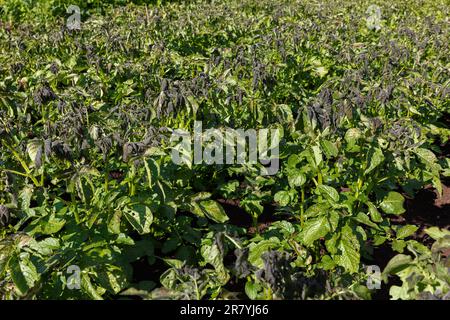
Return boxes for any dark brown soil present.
[216,198,291,235]
[370,243,402,300]
[216,198,252,228]
[392,184,450,246]
[130,257,166,284]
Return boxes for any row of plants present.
[0,0,449,299]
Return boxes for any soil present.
[391,184,450,246]
[216,198,290,235]
[216,198,252,228]
[369,244,400,299]
[130,257,166,285]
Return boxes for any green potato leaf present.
[380,192,406,215]
[123,204,153,235]
[317,185,339,203]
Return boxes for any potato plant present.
[0,0,449,300]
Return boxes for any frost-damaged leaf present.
[334,225,360,274]
[364,148,384,175]
[380,191,405,215]
[124,204,153,234]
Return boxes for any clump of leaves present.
[382,227,450,300]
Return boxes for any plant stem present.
[300,187,305,227]
[1,139,41,187]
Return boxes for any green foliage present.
[0,0,449,300]
[382,228,450,300]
